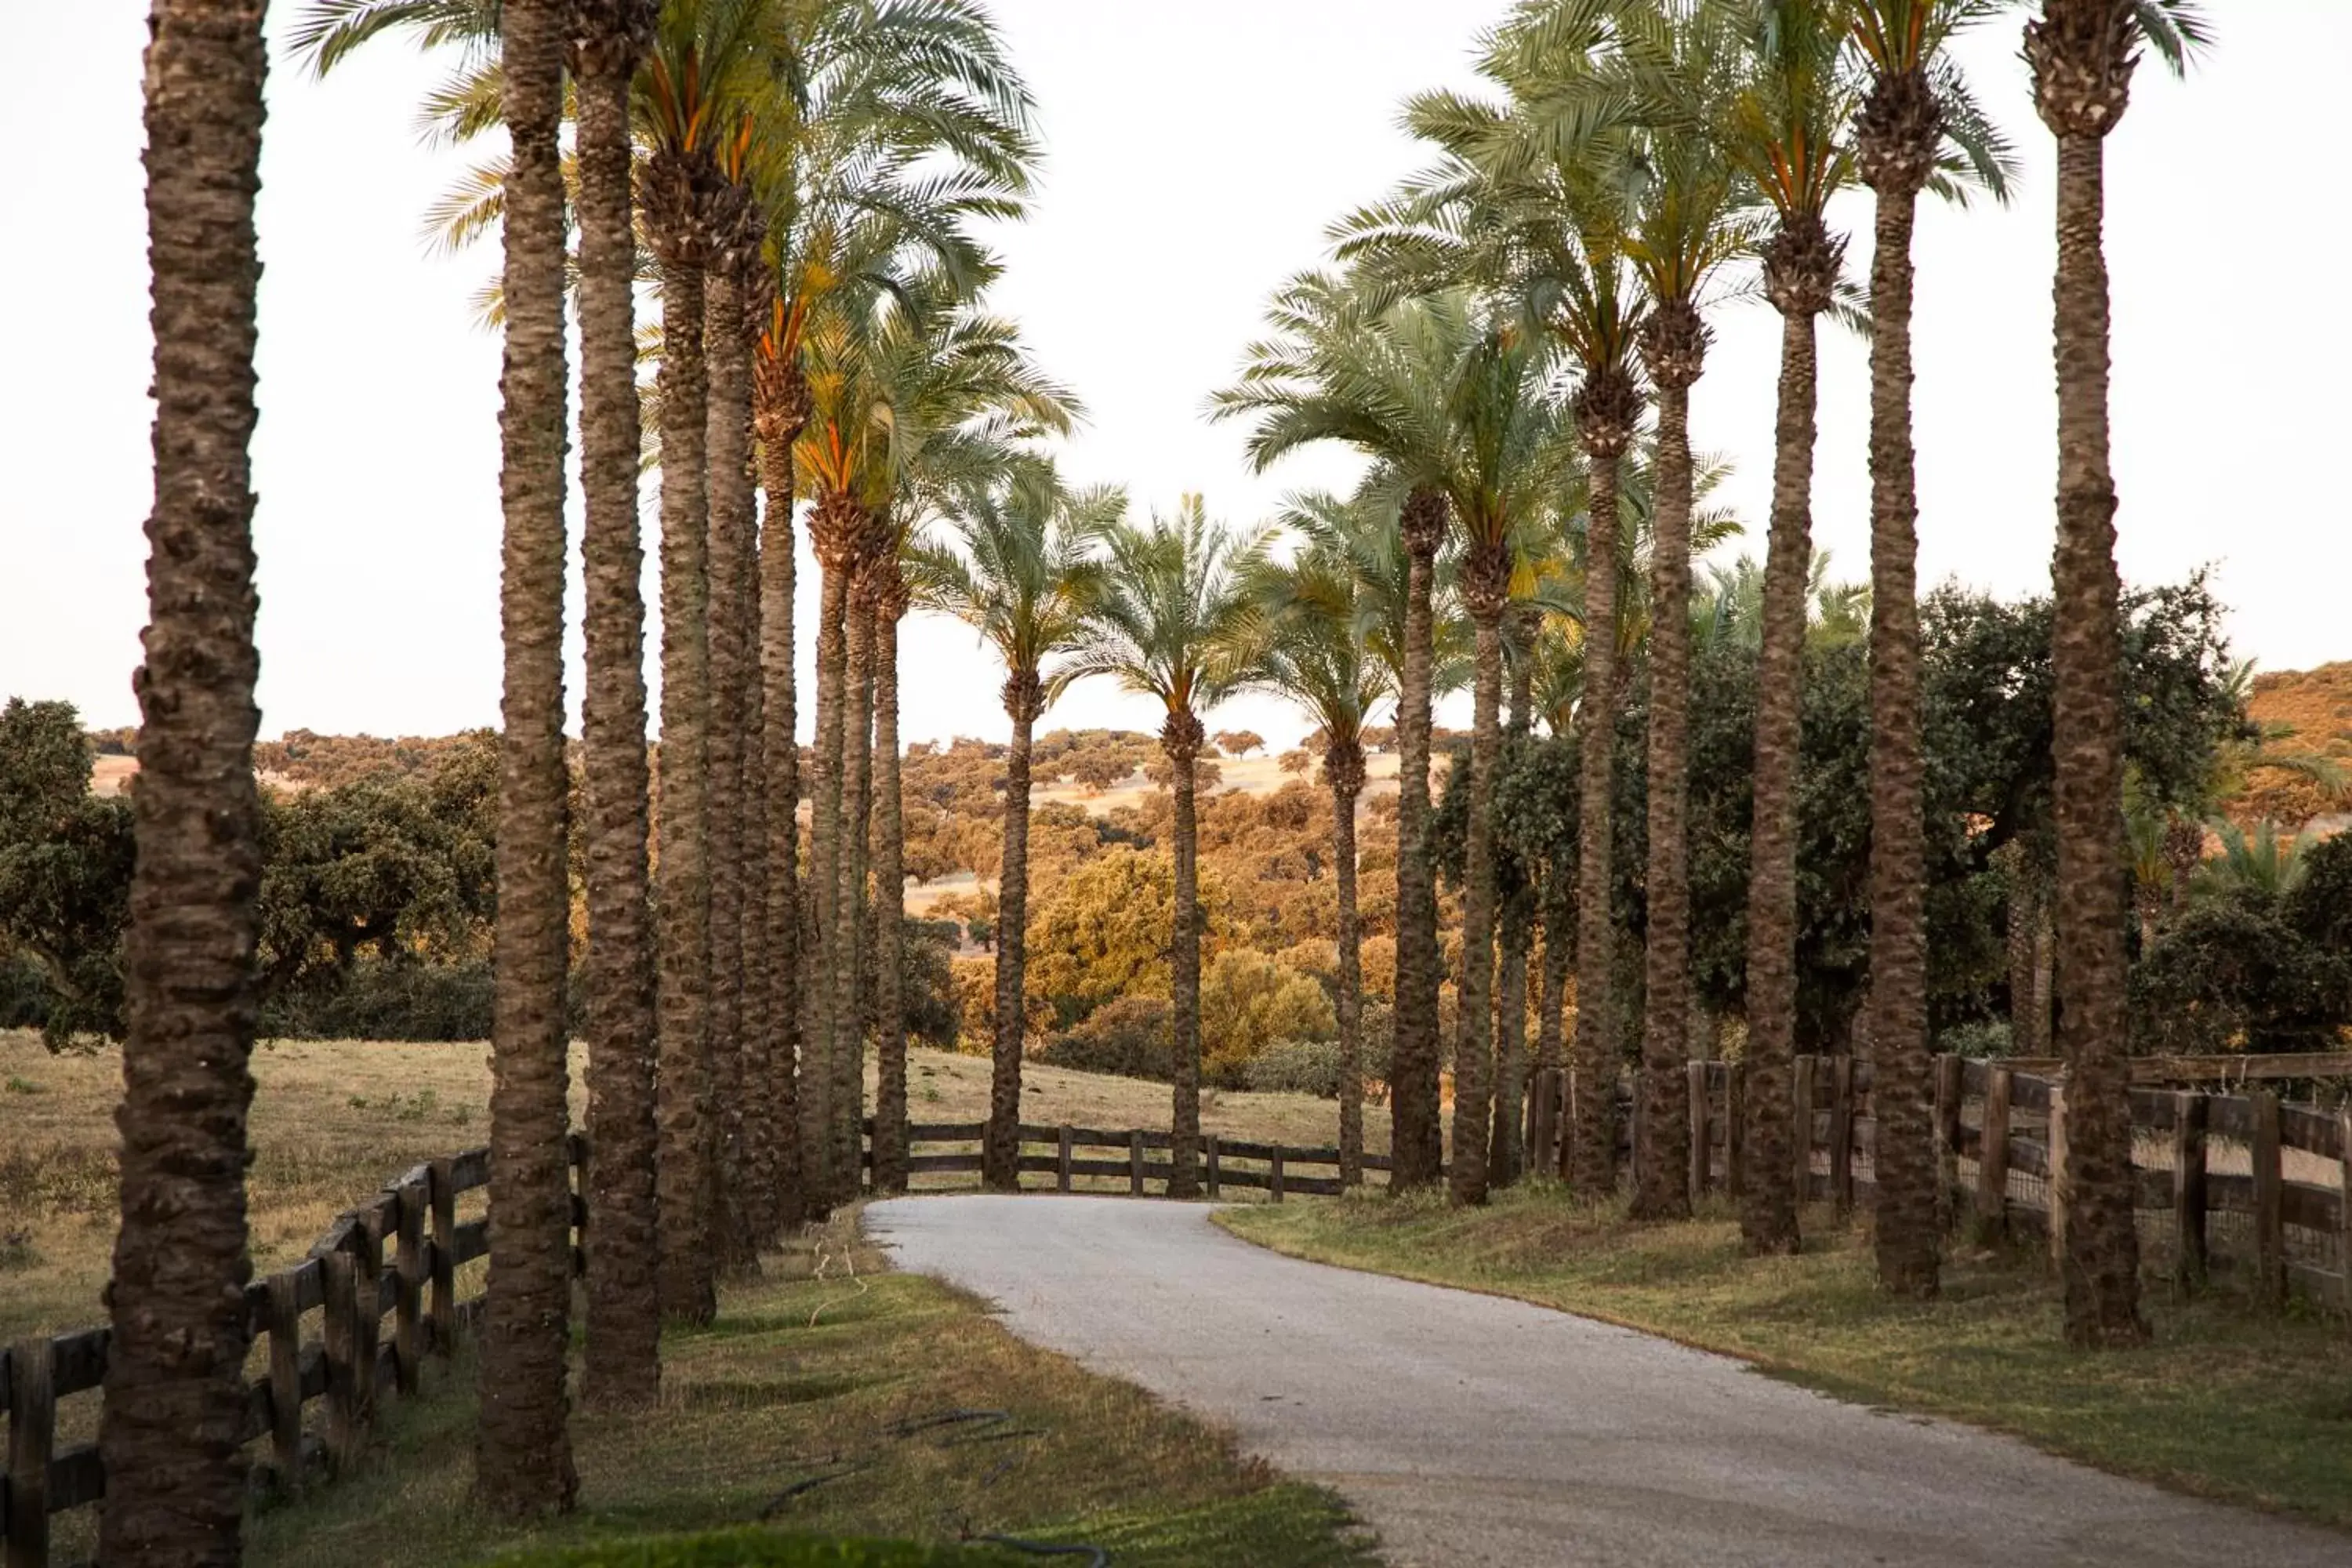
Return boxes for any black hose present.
[975,1535,1109,1566]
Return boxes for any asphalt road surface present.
[865,1193,2347,1568]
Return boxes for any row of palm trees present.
[108,0,2203,1557]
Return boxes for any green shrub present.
[1934,1020,2013,1059]
[488,1530,1033,1567]
[1034,996,1173,1082]
[1241,1039,1344,1098]
[260,956,497,1042]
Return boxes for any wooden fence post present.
[1129,1131,1145,1196]
[1057,1126,1073,1194]
[2338,1106,2352,1316]
[426,1157,456,1357]
[353,1211,382,1434]
[267,1269,306,1492]
[5,1337,53,1568]
[323,1247,359,1473]
[1205,1134,1221,1200]
[1686,1061,1709,1207]
[2252,1090,2286,1312]
[394,1183,424,1396]
[1976,1065,2013,1241]
[1791,1054,1817,1205]
[1933,1054,1962,1230]
[1828,1055,1854,1217]
[1725,1062,1746,1200]
[1270,1148,1286,1204]
[2172,1091,2209,1290]
[2045,1078,2071,1271]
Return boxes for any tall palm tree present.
[570,0,662,1409]
[1244,530,1396,1184]
[1062,502,1272,1197]
[1848,0,2014,1299]
[476,0,578,1515]
[1715,0,1861,1255]
[1489,600,1541,1184]
[2023,0,2208,1347]
[1214,280,1566,1200]
[913,466,1116,1188]
[100,2,269,1559]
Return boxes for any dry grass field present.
[0,1031,1380,1347]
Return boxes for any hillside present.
[2231,661,2352,827]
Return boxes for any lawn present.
[238,1216,1374,1568]
[1218,1183,2352,1529]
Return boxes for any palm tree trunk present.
[804,495,861,1214]
[703,264,754,1276]
[2047,127,2146,1345]
[572,28,659,1408]
[100,5,267,1556]
[739,466,773,1247]
[1489,619,1537,1188]
[833,576,877,1203]
[1329,745,1367,1186]
[1534,891,1570,1173]
[1165,710,1207,1198]
[871,585,910,1193]
[1389,489,1447,1188]
[1633,317,1703,1224]
[1569,455,1623,1198]
[476,0,578,1512]
[753,354,806,1232]
[1864,162,1938,1298]
[1451,578,1504,1207]
[984,673,1043,1189]
[653,251,715,1320]
[1740,303,1821,1258]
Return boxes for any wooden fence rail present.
[1,1137,586,1568]
[859,1120,1388,1200]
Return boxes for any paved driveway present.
[865,1194,2347,1567]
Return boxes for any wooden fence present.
[1528,1052,2352,1315]
[866,1120,1387,1199]
[1,1137,586,1568]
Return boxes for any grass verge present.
[1217,1184,2352,1528]
[244,1214,1374,1568]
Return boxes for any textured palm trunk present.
[870,586,910,1193]
[1861,93,1940,1297]
[984,673,1042,1189]
[100,5,267,1558]
[1388,491,1447,1188]
[652,254,715,1320]
[476,0,578,1512]
[1328,742,1367,1186]
[833,580,877,1202]
[572,22,659,1408]
[1534,895,1570,1173]
[1568,454,1623,1197]
[1740,292,1826,1258]
[1450,575,1504,1207]
[1632,331,1700,1222]
[801,506,855,1215]
[1489,616,1537,1187]
[2004,857,2049,1055]
[702,266,755,1275]
[739,498,774,1246]
[753,360,806,1232]
[2045,126,2146,1346]
[1165,710,1207,1198]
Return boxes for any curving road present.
[866,1194,2347,1568]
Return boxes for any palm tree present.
[99,2,269,1559]
[1715,0,1861,1256]
[571,0,663,1410]
[1214,280,1567,1201]
[1244,532,1396,1183]
[1848,0,2014,1299]
[2025,0,2207,1350]
[1063,502,1271,1197]
[913,466,1116,1188]
[475,0,579,1515]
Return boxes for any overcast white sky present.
[4,2,2346,753]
